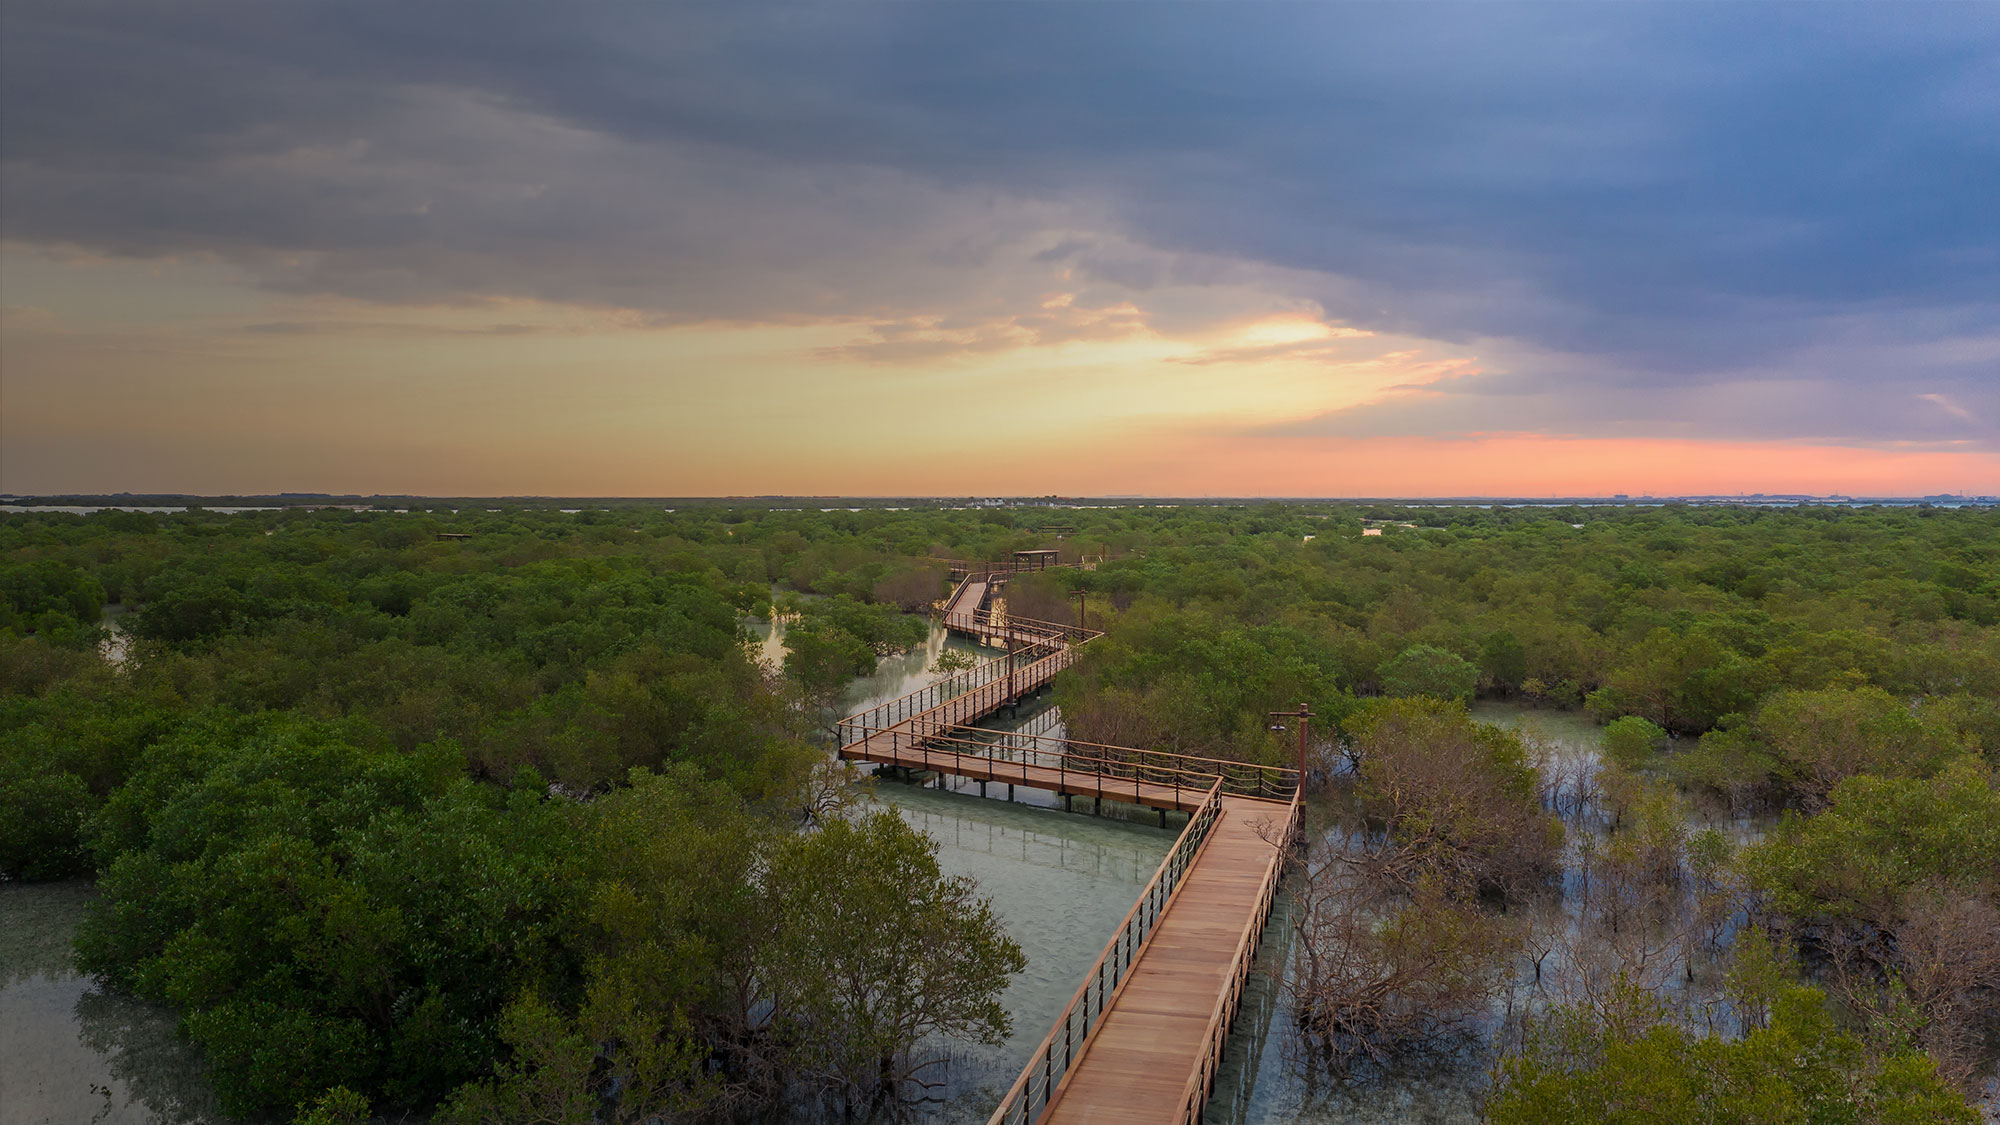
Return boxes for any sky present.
[2,2,1997,498]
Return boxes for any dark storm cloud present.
[4,1,1997,442]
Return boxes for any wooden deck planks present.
[841,611,1295,1125]
[946,577,990,619]
[834,644,1237,808]
[845,731,1209,811]
[1041,796,1287,1124]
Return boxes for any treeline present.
[0,506,1034,1122]
[1005,503,1995,1117]
[1038,505,1997,776]
[5,501,1997,1120]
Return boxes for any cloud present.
[814,296,1150,364]
[1919,392,1981,426]
[3,0,1996,455]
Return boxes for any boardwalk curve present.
[836,569,1300,1125]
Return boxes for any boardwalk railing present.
[1175,793,1302,1123]
[833,577,1300,1125]
[944,727,1298,801]
[941,557,1078,579]
[845,722,1289,810]
[987,781,1226,1125]
[836,644,1067,742]
[940,574,1101,648]
[945,610,1100,646]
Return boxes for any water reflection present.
[745,614,992,720]
[858,780,1175,1121]
[1207,701,1755,1124]
[0,882,222,1125]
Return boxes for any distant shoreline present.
[6,492,1995,511]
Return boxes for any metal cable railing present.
[986,782,1226,1125]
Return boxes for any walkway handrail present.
[939,556,1079,578]
[922,723,1300,801]
[835,643,1067,743]
[940,592,1101,647]
[898,724,1221,807]
[986,781,1226,1125]
[932,725,1293,803]
[939,569,1102,644]
[942,612,1098,648]
[837,652,1076,749]
[1174,793,1302,1123]
[980,613,1102,644]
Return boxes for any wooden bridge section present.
[835,575,1300,1124]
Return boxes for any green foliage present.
[1591,626,1760,734]
[1488,981,1976,1124]
[1478,629,1529,693]
[0,762,94,878]
[1349,698,1562,896]
[782,619,878,698]
[930,647,979,674]
[1750,686,1958,803]
[7,501,2000,1115]
[128,568,253,643]
[0,667,185,879]
[1378,643,1479,701]
[0,558,107,640]
[442,787,1023,1115]
[1915,692,2000,761]
[780,595,930,723]
[1669,724,1783,806]
[1053,604,1349,761]
[1600,715,1667,770]
[791,594,928,657]
[292,1085,370,1125]
[435,989,708,1125]
[74,715,573,1114]
[1742,757,2000,925]
[763,811,1026,1097]
[1722,926,1795,1034]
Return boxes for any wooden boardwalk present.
[836,587,1299,1125]
[839,645,1077,757]
[1041,795,1292,1123]
[946,575,992,622]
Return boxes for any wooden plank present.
[841,625,1294,1125]
[1041,797,1283,1124]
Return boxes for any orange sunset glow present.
[3,5,1995,499]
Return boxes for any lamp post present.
[1267,703,1315,792]
[1071,588,1087,632]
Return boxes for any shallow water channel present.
[0,882,221,1125]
